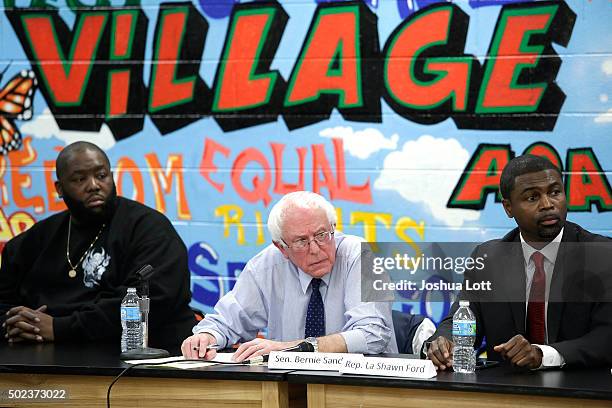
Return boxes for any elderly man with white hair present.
[182,191,397,361]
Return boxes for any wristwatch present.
[304,337,319,353]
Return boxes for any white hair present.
[267,191,337,246]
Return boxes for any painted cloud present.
[594,109,612,124]
[319,126,399,159]
[602,59,612,76]
[594,59,612,123]
[21,108,116,149]
[374,135,480,227]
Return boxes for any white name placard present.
[340,355,437,379]
[267,352,362,371]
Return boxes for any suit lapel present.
[548,224,579,343]
[500,241,527,337]
[547,253,565,344]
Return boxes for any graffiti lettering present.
[199,137,372,206]
[0,208,36,265]
[5,1,576,138]
[448,144,512,210]
[449,143,612,211]
[144,153,192,220]
[212,204,426,248]
[565,148,612,212]
[187,240,245,311]
[7,138,45,214]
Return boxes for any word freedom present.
[371,254,485,275]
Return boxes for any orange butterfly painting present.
[0,65,38,155]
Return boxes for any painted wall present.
[1,0,610,324]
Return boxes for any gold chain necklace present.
[66,217,106,278]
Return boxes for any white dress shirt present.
[193,232,397,354]
[520,228,566,368]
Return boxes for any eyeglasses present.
[282,230,334,252]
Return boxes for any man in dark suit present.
[426,155,612,369]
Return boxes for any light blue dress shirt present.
[193,232,398,354]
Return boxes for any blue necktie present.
[305,278,325,338]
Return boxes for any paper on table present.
[210,352,239,364]
[163,360,218,369]
[124,355,217,369]
[124,356,188,365]
[124,353,241,369]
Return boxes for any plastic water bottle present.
[120,288,142,352]
[452,300,476,373]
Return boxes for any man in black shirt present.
[0,141,195,351]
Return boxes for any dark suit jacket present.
[429,221,612,367]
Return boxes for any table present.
[0,342,303,408]
[289,364,612,408]
[2,343,611,408]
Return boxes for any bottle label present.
[121,306,140,321]
[452,321,476,336]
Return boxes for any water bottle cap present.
[459,300,469,307]
[127,287,136,293]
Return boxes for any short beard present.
[62,185,117,226]
[537,219,565,240]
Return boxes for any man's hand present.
[493,335,543,369]
[3,306,52,343]
[233,338,302,363]
[34,309,54,341]
[427,336,454,370]
[181,332,218,360]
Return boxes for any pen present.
[193,344,220,351]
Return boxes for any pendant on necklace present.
[68,269,77,278]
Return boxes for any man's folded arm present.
[533,344,565,368]
[341,301,394,354]
[428,313,452,342]
[192,266,267,349]
[53,291,125,341]
[548,302,612,367]
[0,236,28,334]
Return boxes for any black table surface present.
[288,364,612,401]
[1,343,611,400]
[0,342,289,382]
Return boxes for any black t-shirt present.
[0,197,196,350]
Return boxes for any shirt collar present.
[520,227,563,266]
[297,267,332,294]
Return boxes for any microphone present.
[135,264,154,297]
[245,341,314,364]
[292,341,315,353]
[136,264,154,280]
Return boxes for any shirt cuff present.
[53,315,76,342]
[412,318,436,356]
[339,329,367,354]
[533,344,565,368]
[193,328,227,349]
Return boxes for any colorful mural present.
[1,0,610,323]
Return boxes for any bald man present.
[0,141,195,351]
